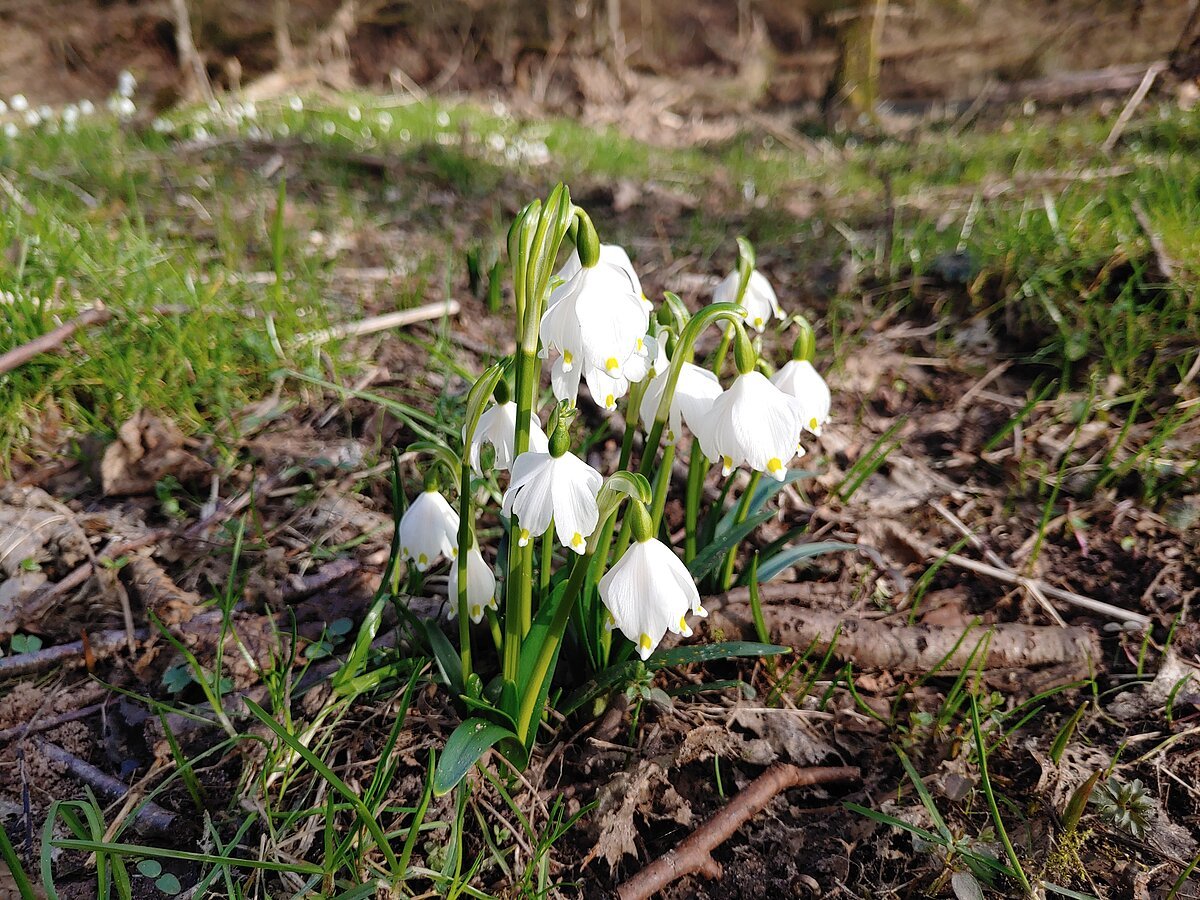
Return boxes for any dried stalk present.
[0,305,112,375]
[617,764,859,899]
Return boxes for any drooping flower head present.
[599,501,705,660]
[770,317,831,436]
[541,246,651,407]
[692,325,804,481]
[447,543,498,623]
[640,357,722,442]
[713,269,782,333]
[399,484,459,572]
[501,412,603,554]
[468,378,549,474]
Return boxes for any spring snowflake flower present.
[502,450,602,554]
[554,334,658,412]
[556,244,646,302]
[10,95,28,112]
[640,359,722,441]
[468,401,549,474]
[694,371,804,481]
[540,258,649,400]
[399,488,459,572]
[447,544,497,623]
[771,359,831,436]
[600,537,705,660]
[713,269,782,332]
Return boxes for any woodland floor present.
[1,85,1199,899]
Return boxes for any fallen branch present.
[0,629,147,681]
[616,764,859,900]
[676,596,1099,675]
[31,738,177,834]
[295,300,461,346]
[0,702,105,744]
[1102,62,1165,154]
[0,305,112,376]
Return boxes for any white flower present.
[540,259,648,385]
[468,401,549,474]
[599,538,706,660]
[557,244,646,300]
[447,545,497,623]
[79,99,95,116]
[714,269,782,332]
[11,95,28,112]
[117,70,136,98]
[640,359,721,441]
[771,359,831,436]
[502,451,602,553]
[289,96,304,112]
[693,371,804,481]
[399,489,459,571]
[555,335,657,411]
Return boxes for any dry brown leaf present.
[100,411,209,496]
[730,707,836,767]
[591,759,693,871]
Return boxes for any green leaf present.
[154,874,181,895]
[425,621,465,698]
[1063,771,1100,834]
[559,661,643,717]
[1051,702,1088,766]
[747,555,770,644]
[433,718,525,796]
[716,469,815,536]
[136,859,163,878]
[754,541,856,583]
[649,641,790,667]
[688,509,776,580]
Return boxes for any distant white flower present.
[117,70,136,98]
[714,269,782,332]
[540,260,649,402]
[502,450,602,553]
[436,110,451,127]
[37,105,51,120]
[10,95,28,112]
[23,110,40,128]
[348,105,361,122]
[468,401,548,474]
[322,120,336,135]
[640,360,721,441]
[79,99,95,116]
[0,100,7,114]
[376,111,393,130]
[399,488,459,572]
[62,104,78,124]
[693,371,804,481]
[289,96,304,112]
[3,123,16,139]
[600,537,705,660]
[771,359,831,436]
[447,544,497,623]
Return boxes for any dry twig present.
[31,738,177,833]
[0,305,112,376]
[294,300,462,346]
[616,764,859,899]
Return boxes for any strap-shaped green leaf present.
[688,508,776,580]
[753,541,856,583]
[433,718,526,796]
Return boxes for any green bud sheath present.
[733,323,757,375]
[549,412,571,457]
[574,208,601,268]
[791,316,815,363]
[492,376,511,405]
[628,499,654,543]
[423,469,440,493]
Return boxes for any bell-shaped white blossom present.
[447,544,498,623]
[713,269,783,332]
[556,244,646,302]
[540,261,648,383]
[468,402,549,474]
[399,489,459,571]
[693,371,804,481]
[502,451,603,553]
[559,334,658,411]
[600,538,706,660]
[640,360,722,441]
[771,359,831,437]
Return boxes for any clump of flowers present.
[338,184,836,791]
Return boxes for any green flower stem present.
[719,471,761,591]
[485,607,503,656]
[618,378,649,472]
[710,324,734,377]
[648,443,675,535]
[539,523,553,599]
[515,547,594,744]
[684,441,708,564]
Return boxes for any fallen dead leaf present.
[100,411,209,496]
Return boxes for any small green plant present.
[1090,777,1154,839]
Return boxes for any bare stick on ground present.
[0,630,149,681]
[617,764,860,900]
[0,305,112,376]
[674,596,1100,676]
[31,738,177,834]
[295,300,462,346]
